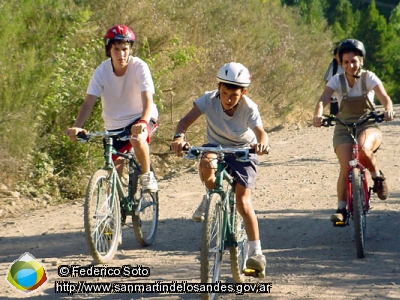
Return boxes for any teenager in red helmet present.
[67,24,158,192]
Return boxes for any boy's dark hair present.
[219,82,246,90]
[105,39,133,57]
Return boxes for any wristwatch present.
[173,133,185,140]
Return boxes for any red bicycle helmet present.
[104,25,135,57]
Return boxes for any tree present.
[329,0,357,39]
[353,0,399,101]
[296,0,326,26]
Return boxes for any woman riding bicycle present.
[313,39,394,223]
[170,62,269,273]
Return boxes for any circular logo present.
[6,252,48,294]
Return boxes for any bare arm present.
[131,90,155,135]
[252,125,269,155]
[170,104,202,157]
[313,86,334,127]
[373,84,394,121]
[67,94,97,141]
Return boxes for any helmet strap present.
[352,66,362,78]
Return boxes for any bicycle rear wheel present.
[352,168,366,258]
[229,209,248,283]
[84,169,121,264]
[132,168,159,246]
[201,193,224,300]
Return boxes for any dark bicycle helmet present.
[104,25,136,57]
[338,39,366,63]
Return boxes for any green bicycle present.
[184,146,261,300]
[77,130,159,264]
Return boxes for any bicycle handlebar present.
[76,130,135,142]
[183,146,255,162]
[321,111,386,128]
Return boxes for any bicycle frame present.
[79,131,142,214]
[185,146,251,247]
[322,111,385,225]
[210,153,238,249]
[345,124,370,218]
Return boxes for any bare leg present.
[334,143,352,202]
[235,184,259,241]
[357,128,382,173]
[130,132,150,174]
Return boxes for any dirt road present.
[1,108,400,299]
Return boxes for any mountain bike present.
[77,130,159,264]
[184,146,262,300]
[322,111,386,258]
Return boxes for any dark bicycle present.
[77,130,159,264]
[184,146,262,300]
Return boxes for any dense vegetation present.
[1,0,399,201]
[282,0,400,100]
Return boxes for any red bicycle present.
[322,111,385,258]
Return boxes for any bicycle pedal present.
[243,268,265,278]
[333,221,346,227]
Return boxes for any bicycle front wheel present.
[132,170,159,246]
[201,193,224,300]
[352,168,366,258]
[84,169,121,264]
[229,211,248,283]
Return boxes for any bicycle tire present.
[229,211,248,283]
[201,193,224,300]
[352,168,366,258]
[84,169,121,264]
[132,167,159,246]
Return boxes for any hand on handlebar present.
[130,123,147,135]
[170,140,190,157]
[251,143,270,155]
[384,110,395,122]
[313,115,324,128]
[66,127,86,142]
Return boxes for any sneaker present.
[140,171,158,193]
[192,195,207,222]
[246,253,266,273]
[330,208,347,223]
[372,171,389,200]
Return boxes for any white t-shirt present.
[87,56,158,130]
[194,90,263,147]
[326,70,381,107]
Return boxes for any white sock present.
[370,171,380,178]
[337,200,347,209]
[248,240,262,256]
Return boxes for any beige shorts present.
[333,121,380,150]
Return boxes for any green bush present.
[1,0,334,200]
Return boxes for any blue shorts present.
[202,144,258,189]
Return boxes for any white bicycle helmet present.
[216,62,251,87]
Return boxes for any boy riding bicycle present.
[66,25,158,193]
[170,62,270,272]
